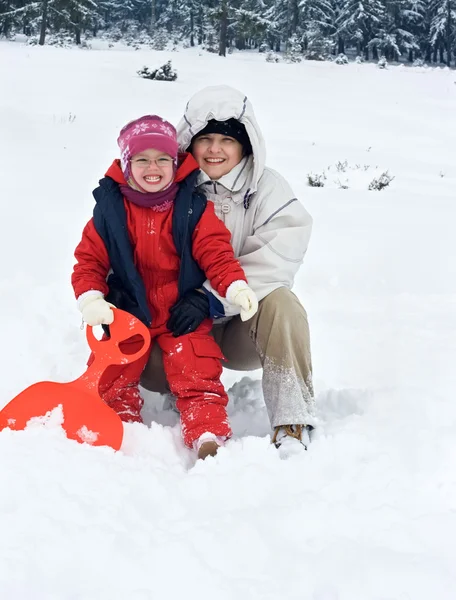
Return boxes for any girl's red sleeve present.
[71,218,110,298]
[191,202,247,297]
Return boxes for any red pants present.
[90,320,232,448]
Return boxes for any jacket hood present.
[176,85,266,194]
[105,152,200,185]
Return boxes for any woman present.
[141,85,315,456]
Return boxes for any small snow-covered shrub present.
[335,53,349,65]
[378,56,388,69]
[285,34,302,63]
[412,58,427,68]
[154,61,177,81]
[304,50,325,61]
[136,31,153,45]
[368,171,394,191]
[31,32,73,48]
[150,29,169,50]
[48,32,74,48]
[106,26,123,42]
[203,28,218,53]
[125,35,142,49]
[355,55,364,64]
[265,51,280,63]
[307,172,326,187]
[137,66,153,78]
[307,161,394,191]
[137,61,177,82]
[53,112,77,125]
[335,160,349,172]
[259,42,269,53]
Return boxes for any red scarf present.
[119,181,178,211]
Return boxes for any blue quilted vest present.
[92,169,213,327]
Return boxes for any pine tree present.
[337,0,386,59]
[0,1,42,37]
[430,0,455,64]
[2,0,452,62]
[231,0,273,50]
[368,0,423,61]
[300,0,338,57]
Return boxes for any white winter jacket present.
[177,85,313,317]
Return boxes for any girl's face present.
[191,133,244,180]
[130,148,174,192]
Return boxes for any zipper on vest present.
[177,195,192,298]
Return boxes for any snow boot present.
[195,432,225,460]
[272,424,314,458]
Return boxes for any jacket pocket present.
[189,336,226,362]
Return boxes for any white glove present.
[226,280,259,322]
[78,292,115,326]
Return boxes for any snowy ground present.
[1,40,456,599]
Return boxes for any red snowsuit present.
[72,154,247,447]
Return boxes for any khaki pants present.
[140,287,315,427]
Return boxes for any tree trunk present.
[439,44,445,63]
[432,45,437,63]
[190,9,194,46]
[1,19,8,37]
[75,26,81,45]
[219,0,228,56]
[236,37,246,50]
[150,0,156,35]
[425,44,431,62]
[408,49,413,62]
[197,3,203,45]
[338,36,345,54]
[284,0,299,39]
[372,45,378,60]
[292,0,299,33]
[446,0,452,66]
[39,0,48,46]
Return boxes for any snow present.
[1,40,456,599]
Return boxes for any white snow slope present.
[1,41,456,600]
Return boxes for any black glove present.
[167,290,210,337]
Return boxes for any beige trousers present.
[140,287,315,427]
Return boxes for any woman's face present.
[130,148,174,192]
[191,133,244,180]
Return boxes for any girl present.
[72,114,257,459]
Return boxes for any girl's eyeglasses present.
[131,157,173,168]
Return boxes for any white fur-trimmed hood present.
[176,85,266,194]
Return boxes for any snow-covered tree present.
[1,0,452,64]
[285,31,302,58]
[430,0,456,64]
[337,0,386,59]
[300,0,338,55]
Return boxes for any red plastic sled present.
[0,309,151,451]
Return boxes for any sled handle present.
[85,309,151,365]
